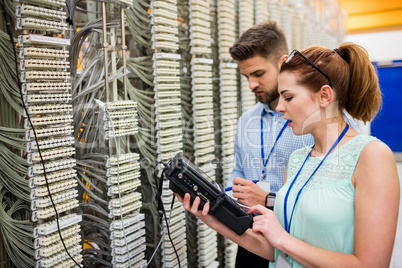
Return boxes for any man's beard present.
[256,84,279,105]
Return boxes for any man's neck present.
[267,97,279,111]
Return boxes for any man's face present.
[238,55,280,105]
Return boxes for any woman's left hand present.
[249,204,288,248]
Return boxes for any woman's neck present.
[310,117,348,157]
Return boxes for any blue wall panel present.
[371,61,402,153]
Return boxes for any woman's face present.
[276,71,321,136]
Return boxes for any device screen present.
[181,155,222,192]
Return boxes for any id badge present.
[256,181,270,193]
[276,253,291,268]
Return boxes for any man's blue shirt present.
[226,102,314,193]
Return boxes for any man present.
[226,21,314,267]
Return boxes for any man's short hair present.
[229,21,288,63]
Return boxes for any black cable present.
[155,163,181,268]
[1,2,81,267]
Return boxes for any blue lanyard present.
[283,124,349,233]
[260,109,289,179]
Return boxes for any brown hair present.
[280,43,381,122]
[229,21,288,64]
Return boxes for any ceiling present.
[338,0,402,33]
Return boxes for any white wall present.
[346,30,402,62]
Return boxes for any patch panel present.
[190,11,210,22]
[190,32,211,41]
[32,189,78,209]
[112,235,146,255]
[157,143,183,154]
[155,84,181,90]
[27,93,72,103]
[16,0,66,8]
[29,169,77,187]
[27,104,72,115]
[27,136,75,151]
[112,229,145,246]
[16,5,67,20]
[114,255,146,268]
[106,109,137,119]
[110,213,144,231]
[107,171,140,185]
[190,18,210,29]
[34,225,80,248]
[21,59,70,70]
[152,16,178,27]
[157,128,182,138]
[153,67,180,76]
[28,158,76,175]
[21,70,70,82]
[156,91,180,98]
[109,201,142,218]
[107,0,133,6]
[36,244,81,268]
[32,199,79,221]
[191,39,212,48]
[35,234,81,259]
[192,77,213,84]
[157,134,182,145]
[154,60,180,68]
[157,112,183,121]
[111,221,145,240]
[22,82,71,93]
[107,180,141,196]
[190,3,209,14]
[109,192,141,209]
[105,100,137,110]
[193,71,213,78]
[27,114,73,128]
[31,178,77,198]
[34,214,81,237]
[105,126,138,139]
[152,25,178,36]
[192,47,211,54]
[29,146,75,163]
[53,254,83,268]
[152,1,177,12]
[156,119,182,130]
[152,41,179,51]
[17,18,68,32]
[153,52,181,61]
[105,118,138,130]
[192,25,211,35]
[108,162,139,175]
[154,76,180,83]
[153,9,178,20]
[18,34,70,47]
[107,153,139,166]
[193,90,213,97]
[112,244,146,265]
[20,47,69,59]
[154,98,181,106]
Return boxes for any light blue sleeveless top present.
[270,134,379,267]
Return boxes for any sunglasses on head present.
[285,49,332,88]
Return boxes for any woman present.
[176,42,400,267]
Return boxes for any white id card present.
[256,181,270,193]
[276,253,291,268]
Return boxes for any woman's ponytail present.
[337,43,381,122]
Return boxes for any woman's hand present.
[174,193,220,228]
[249,204,288,248]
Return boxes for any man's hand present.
[232,177,267,207]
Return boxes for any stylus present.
[224,179,259,192]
